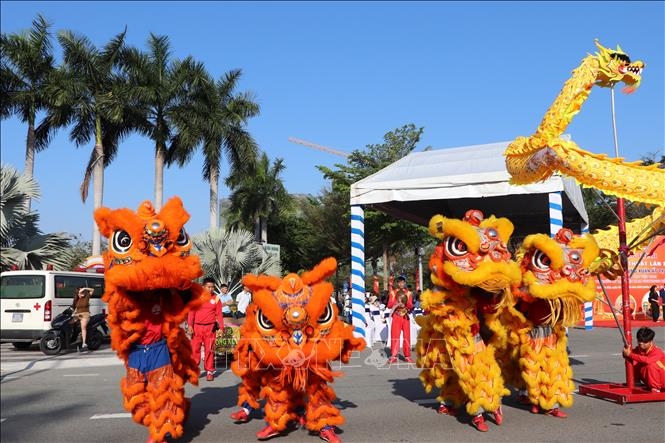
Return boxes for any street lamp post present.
[417,247,424,292]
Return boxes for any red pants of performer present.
[632,361,665,391]
[390,314,411,358]
[191,323,216,373]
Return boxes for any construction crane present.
[288,137,350,158]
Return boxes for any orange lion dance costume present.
[94,197,208,443]
[229,257,365,443]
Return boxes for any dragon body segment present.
[504,40,664,206]
[94,197,208,442]
[416,210,521,424]
[231,257,365,438]
[592,206,664,252]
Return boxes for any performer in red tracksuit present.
[187,277,224,381]
[387,276,414,364]
[623,327,665,392]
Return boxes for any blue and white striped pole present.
[582,224,594,330]
[351,205,366,338]
[548,191,563,237]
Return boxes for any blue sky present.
[1,1,663,242]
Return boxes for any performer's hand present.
[622,346,631,358]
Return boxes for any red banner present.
[595,235,665,320]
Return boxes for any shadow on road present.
[179,385,237,442]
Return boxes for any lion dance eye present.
[111,230,132,254]
[531,250,552,271]
[318,301,334,325]
[256,309,275,333]
[444,236,468,258]
[176,228,190,246]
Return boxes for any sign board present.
[595,235,665,320]
[263,243,280,260]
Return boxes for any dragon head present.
[516,228,599,325]
[594,39,644,94]
[427,210,521,296]
[94,197,203,294]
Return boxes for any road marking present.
[90,413,131,420]
[64,374,99,377]
[1,418,6,423]
[1,356,121,373]
[569,354,589,358]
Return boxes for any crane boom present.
[288,137,349,157]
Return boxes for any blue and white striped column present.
[582,223,593,330]
[548,191,563,237]
[350,205,366,338]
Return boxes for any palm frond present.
[192,227,281,294]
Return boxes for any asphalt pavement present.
[1,326,664,443]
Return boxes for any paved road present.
[1,327,664,443]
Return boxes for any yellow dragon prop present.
[592,206,664,252]
[510,228,601,416]
[230,257,364,443]
[504,40,664,206]
[416,210,521,432]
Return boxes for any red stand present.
[578,198,665,403]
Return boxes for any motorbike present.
[39,307,109,355]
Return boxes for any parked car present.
[0,270,107,349]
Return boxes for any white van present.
[0,270,107,349]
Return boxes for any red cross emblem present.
[34,303,41,311]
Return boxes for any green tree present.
[1,164,72,271]
[192,228,280,295]
[171,69,259,230]
[36,28,130,255]
[0,14,56,211]
[226,152,292,243]
[317,124,431,290]
[123,34,208,211]
[266,198,318,273]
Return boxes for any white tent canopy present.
[350,140,588,240]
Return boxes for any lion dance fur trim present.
[231,257,365,432]
[94,197,207,441]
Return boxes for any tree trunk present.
[260,216,267,243]
[91,135,104,256]
[253,213,261,242]
[209,164,219,230]
[154,143,165,211]
[24,122,36,212]
[370,257,378,277]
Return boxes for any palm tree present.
[192,227,280,294]
[226,152,292,243]
[36,29,131,255]
[123,34,209,211]
[171,69,260,230]
[0,164,73,271]
[0,14,56,211]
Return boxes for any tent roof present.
[350,140,588,241]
